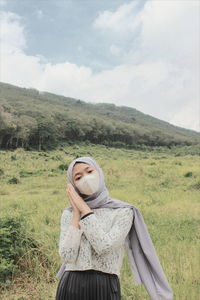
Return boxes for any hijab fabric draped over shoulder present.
[56,156,173,300]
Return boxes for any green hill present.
[0,82,199,150]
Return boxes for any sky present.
[0,0,200,132]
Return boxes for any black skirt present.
[55,269,121,300]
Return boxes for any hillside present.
[0,82,199,150]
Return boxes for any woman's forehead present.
[73,162,90,170]
[72,162,95,174]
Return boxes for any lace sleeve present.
[58,209,83,263]
[79,207,134,255]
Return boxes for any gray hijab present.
[56,156,173,300]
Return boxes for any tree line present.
[0,83,199,150]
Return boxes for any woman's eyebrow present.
[74,166,91,177]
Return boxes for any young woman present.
[56,156,173,300]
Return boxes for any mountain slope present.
[0,82,199,150]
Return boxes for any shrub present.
[184,171,193,177]
[8,177,20,184]
[0,216,27,283]
[10,155,17,160]
[0,216,51,284]
[58,163,69,170]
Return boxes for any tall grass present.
[0,143,199,299]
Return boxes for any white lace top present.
[58,207,134,277]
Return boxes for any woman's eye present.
[76,177,81,180]
[88,170,93,173]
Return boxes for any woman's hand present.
[66,184,80,216]
[66,184,81,228]
[66,183,93,216]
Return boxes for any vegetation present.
[0,216,51,284]
[0,82,200,151]
[0,143,199,299]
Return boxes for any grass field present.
[0,143,199,300]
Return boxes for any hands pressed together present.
[66,183,93,220]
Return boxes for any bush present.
[58,163,69,170]
[184,171,193,177]
[0,216,51,284]
[8,177,20,184]
[10,155,17,160]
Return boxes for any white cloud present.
[35,62,92,99]
[93,0,200,131]
[170,100,200,132]
[138,0,199,67]
[0,11,26,50]
[94,1,141,35]
[0,1,200,132]
[0,12,44,86]
[109,44,121,56]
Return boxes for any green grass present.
[0,143,199,299]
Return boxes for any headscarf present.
[56,156,173,300]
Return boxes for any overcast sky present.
[0,0,199,132]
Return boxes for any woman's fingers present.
[67,189,74,204]
[66,183,87,214]
[68,193,76,208]
[66,185,80,212]
[66,186,73,203]
[67,185,74,198]
[67,184,78,199]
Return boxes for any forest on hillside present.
[0,82,200,150]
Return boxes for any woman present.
[56,156,173,300]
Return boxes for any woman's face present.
[72,163,98,185]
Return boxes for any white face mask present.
[75,172,100,195]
